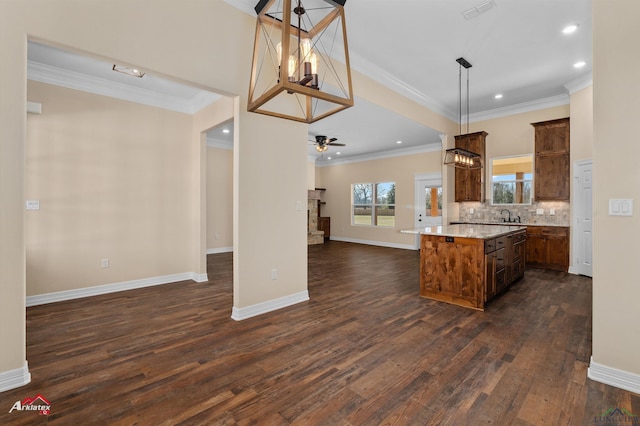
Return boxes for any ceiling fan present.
[311,135,345,152]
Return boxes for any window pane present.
[493,182,515,204]
[375,205,395,227]
[353,183,373,204]
[353,205,372,225]
[425,186,443,216]
[376,182,394,204]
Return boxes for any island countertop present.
[400,224,526,239]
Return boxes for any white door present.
[415,174,443,229]
[573,160,593,277]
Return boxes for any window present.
[352,182,395,226]
[490,155,533,205]
[424,186,443,217]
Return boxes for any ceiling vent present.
[462,0,496,20]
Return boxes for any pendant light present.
[248,0,354,124]
[444,57,482,169]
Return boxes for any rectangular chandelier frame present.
[248,0,354,123]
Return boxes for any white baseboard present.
[0,362,31,393]
[588,356,640,395]
[330,236,416,251]
[206,247,233,255]
[26,272,208,307]
[231,290,309,321]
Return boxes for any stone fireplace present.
[307,189,324,245]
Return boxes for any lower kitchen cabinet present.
[485,229,526,302]
[525,226,569,272]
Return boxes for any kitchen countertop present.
[401,224,526,239]
[450,221,570,227]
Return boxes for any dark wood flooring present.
[1,241,638,425]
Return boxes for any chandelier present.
[248,0,354,123]
[444,57,482,169]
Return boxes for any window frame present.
[351,182,396,227]
[490,155,533,206]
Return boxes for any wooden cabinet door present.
[525,233,546,265]
[534,118,569,154]
[421,236,484,308]
[454,132,486,202]
[485,252,496,302]
[532,118,570,201]
[544,228,569,270]
[535,154,570,200]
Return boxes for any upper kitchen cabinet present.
[454,131,487,202]
[532,118,570,201]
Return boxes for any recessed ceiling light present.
[494,94,503,99]
[396,140,402,144]
[336,151,341,155]
[574,61,586,68]
[222,129,230,134]
[562,24,578,34]
[112,64,145,78]
[327,157,332,160]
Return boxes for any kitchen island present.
[402,224,526,310]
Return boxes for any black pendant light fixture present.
[444,57,482,169]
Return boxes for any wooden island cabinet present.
[403,225,526,311]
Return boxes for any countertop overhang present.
[401,224,526,239]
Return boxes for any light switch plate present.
[536,208,543,215]
[609,199,633,216]
[25,200,40,210]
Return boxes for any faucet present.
[500,209,512,223]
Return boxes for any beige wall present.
[206,146,233,251]
[570,86,593,162]
[0,0,310,380]
[26,81,195,295]
[317,150,442,247]
[592,0,640,376]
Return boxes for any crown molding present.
[348,51,458,122]
[316,142,441,167]
[468,94,570,123]
[27,61,220,115]
[564,72,593,94]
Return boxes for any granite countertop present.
[401,224,527,239]
[450,221,570,227]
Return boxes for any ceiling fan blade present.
[328,142,346,146]
[328,137,338,143]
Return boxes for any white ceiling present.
[26,0,592,165]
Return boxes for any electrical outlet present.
[550,208,555,215]
[271,268,278,280]
[470,208,474,214]
[215,233,219,240]
[101,258,109,268]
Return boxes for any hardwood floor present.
[1,241,638,425]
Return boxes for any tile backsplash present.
[458,201,570,226]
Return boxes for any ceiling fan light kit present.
[313,134,345,152]
[444,56,483,169]
[248,0,354,123]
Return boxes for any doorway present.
[414,173,443,248]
